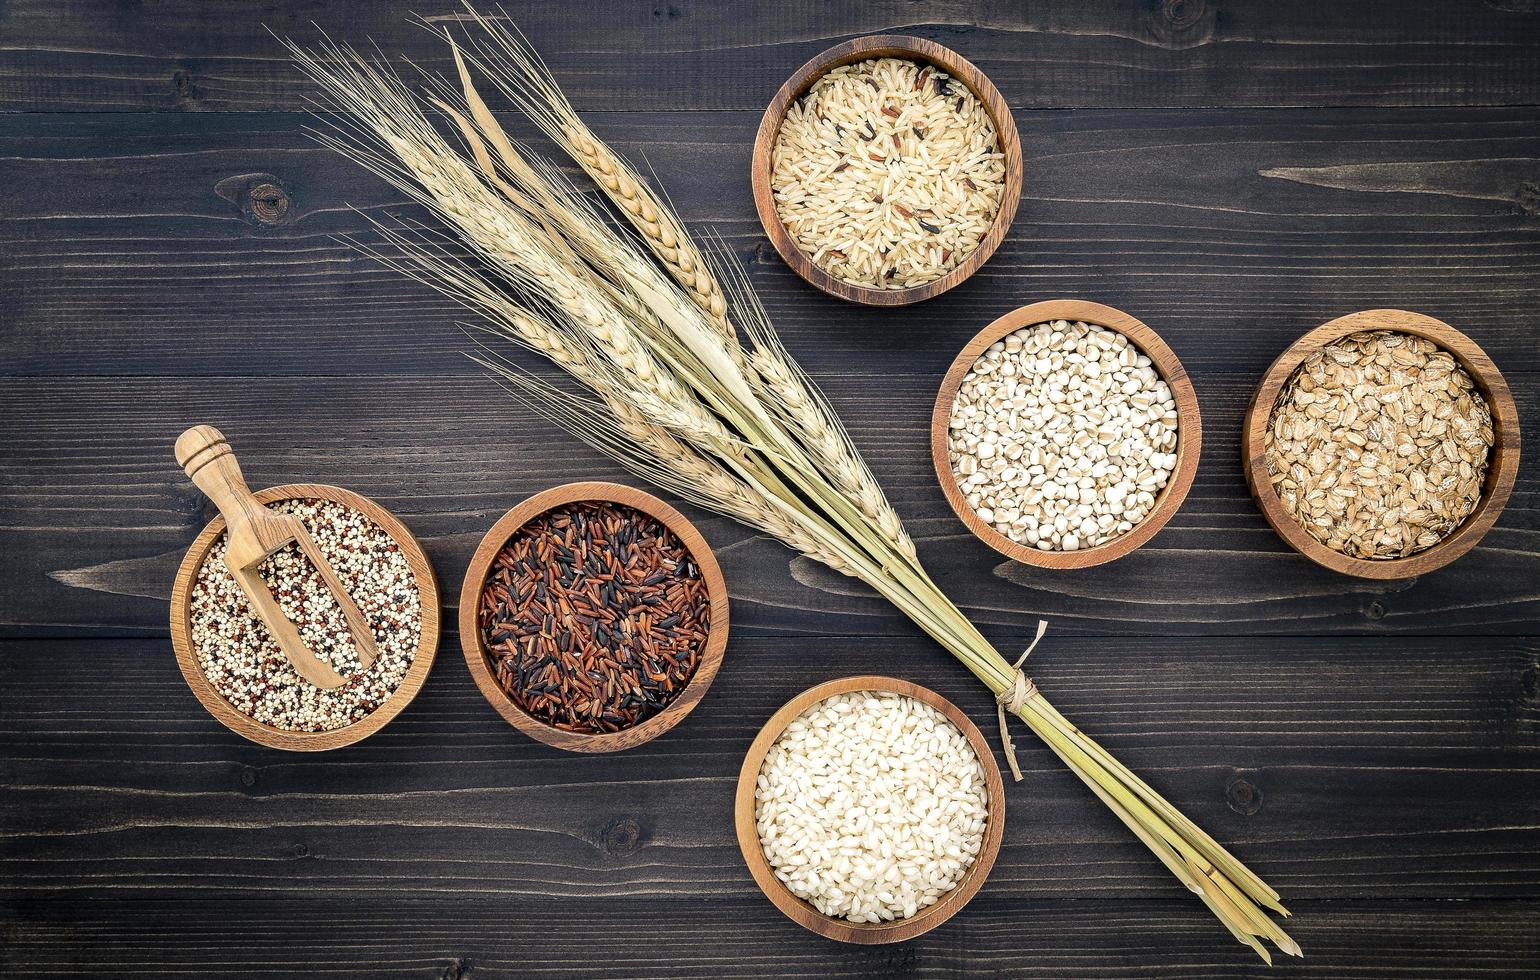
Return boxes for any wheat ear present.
[558,124,728,326]
[293,39,744,460]
[750,348,916,561]
[432,7,732,338]
[473,343,857,577]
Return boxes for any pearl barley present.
[754,692,988,924]
[947,319,1179,551]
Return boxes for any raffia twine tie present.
[995,619,1048,782]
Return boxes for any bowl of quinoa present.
[170,484,439,750]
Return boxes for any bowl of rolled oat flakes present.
[1245,309,1520,579]
[170,483,439,750]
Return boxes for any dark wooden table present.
[3,3,1538,977]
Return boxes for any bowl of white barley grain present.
[734,675,1005,943]
[1245,309,1519,579]
[752,36,1022,306]
[932,299,1203,569]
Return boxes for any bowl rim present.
[457,480,729,753]
[751,34,1024,307]
[930,299,1204,568]
[734,674,1007,943]
[168,482,441,752]
[1242,308,1521,579]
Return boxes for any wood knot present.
[1365,600,1387,621]
[247,184,290,225]
[440,957,470,980]
[239,766,259,789]
[1146,0,1216,47]
[291,842,309,858]
[1522,665,1538,701]
[860,944,919,972]
[601,815,643,854]
[214,173,292,228]
[1517,181,1540,217]
[1225,775,1263,816]
[172,69,201,106]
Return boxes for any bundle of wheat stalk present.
[286,9,1299,962]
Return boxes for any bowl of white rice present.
[751,35,1023,306]
[734,675,1005,942]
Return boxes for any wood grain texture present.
[3,3,1539,973]
[1244,309,1522,579]
[733,675,1006,943]
[457,482,730,753]
[2,0,1539,112]
[931,299,1203,568]
[3,635,1536,902]
[5,108,1539,379]
[5,372,1535,639]
[3,893,1537,979]
[750,35,1024,305]
[169,483,442,751]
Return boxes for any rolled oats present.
[1264,331,1493,560]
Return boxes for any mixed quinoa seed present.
[189,497,422,732]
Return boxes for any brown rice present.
[770,57,1005,290]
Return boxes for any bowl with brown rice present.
[752,36,1023,306]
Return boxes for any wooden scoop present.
[175,425,377,689]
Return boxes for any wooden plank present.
[1,0,1538,112]
[2,373,1536,637]
[4,108,1538,379]
[3,892,1538,978]
[2,636,1536,904]
[3,5,1537,974]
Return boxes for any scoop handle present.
[174,424,352,690]
[175,425,267,537]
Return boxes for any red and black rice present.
[479,501,711,734]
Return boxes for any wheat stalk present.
[401,26,915,572]
[749,347,916,561]
[289,21,1299,963]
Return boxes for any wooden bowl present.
[169,483,441,751]
[751,35,1023,306]
[931,299,1203,569]
[735,675,1006,943]
[1243,309,1520,579]
[458,481,729,753]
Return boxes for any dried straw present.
[286,12,1299,962]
